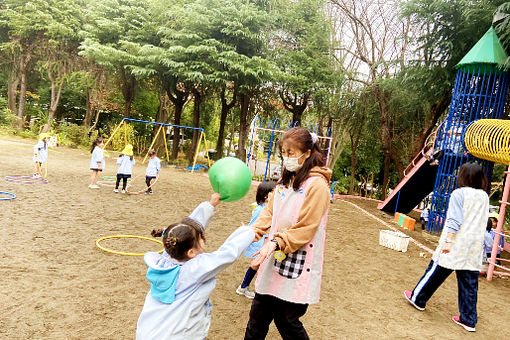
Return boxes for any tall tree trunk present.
[381,154,391,200]
[216,86,236,160]
[7,71,19,115]
[83,87,94,128]
[374,84,392,199]
[166,84,189,160]
[17,54,30,130]
[188,88,202,165]
[291,107,306,127]
[237,92,251,162]
[43,71,65,132]
[348,124,363,194]
[120,68,135,118]
[151,92,170,157]
[280,92,309,127]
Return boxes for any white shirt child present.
[136,202,255,340]
[146,157,161,177]
[89,146,105,170]
[117,155,135,175]
[33,141,48,163]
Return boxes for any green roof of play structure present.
[456,27,508,68]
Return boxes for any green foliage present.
[56,122,96,148]
[495,2,510,69]
[105,122,135,152]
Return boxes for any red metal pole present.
[487,163,510,280]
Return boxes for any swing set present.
[247,115,333,181]
[103,118,212,172]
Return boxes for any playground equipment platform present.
[377,149,437,214]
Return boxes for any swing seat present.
[187,164,208,171]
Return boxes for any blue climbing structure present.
[428,27,510,234]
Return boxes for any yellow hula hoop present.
[96,235,164,256]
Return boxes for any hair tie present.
[310,132,318,144]
[168,237,178,247]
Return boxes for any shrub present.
[56,123,96,148]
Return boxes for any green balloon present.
[209,157,252,202]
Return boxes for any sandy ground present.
[1,135,509,340]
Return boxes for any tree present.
[80,0,152,118]
[0,0,50,129]
[275,0,333,126]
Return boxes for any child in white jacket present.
[136,193,255,340]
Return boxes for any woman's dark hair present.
[279,127,325,191]
[149,149,156,156]
[256,181,276,205]
[457,162,487,190]
[151,217,204,261]
[90,137,104,154]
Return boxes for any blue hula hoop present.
[0,191,16,200]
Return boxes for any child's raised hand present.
[210,193,221,207]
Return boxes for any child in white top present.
[115,144,135,194]
[33,133,49,178]
[136,193,255,340]
[404,162,489,332]
[89,138,105,189]
[145,149,161,194]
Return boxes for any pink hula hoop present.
[5,175,48,184]
[126,174,159,195]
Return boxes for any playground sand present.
[1,135,510,339]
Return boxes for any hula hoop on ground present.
[96,235,164,256]
[126,173,159,195]
[101,175,132,182]
[36,161,48,179]
[99,175,132,187]
[4,175,48,184]
[0,191,16,200]
[97,180,115,187]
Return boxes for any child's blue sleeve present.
[445,189,464,234]
[116,156,122,165]
[248,205,264,226]
[189,202,215,230]
[157,159,161,172]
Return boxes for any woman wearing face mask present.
[244,127,332,340]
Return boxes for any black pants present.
[145,176,155,192]
[244,293,309,340]
[487,252,502,265]
[410,260,479,328]
[115,174,131,190]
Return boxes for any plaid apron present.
[255,177,329,304]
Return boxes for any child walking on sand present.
[136,193,255,340]
[89,138,105,189]
[236,181,276,299]
[404,162,489,332]
[33,133,50,178]
[115,144,135,194]
[145,149,160,194]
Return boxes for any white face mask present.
[283,153,305,172]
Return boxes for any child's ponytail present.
[90,137,104,154]
[151,228,165,237]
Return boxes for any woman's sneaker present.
[452,316,475,332]
[236,285,255,299]
[114,188,119,193]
